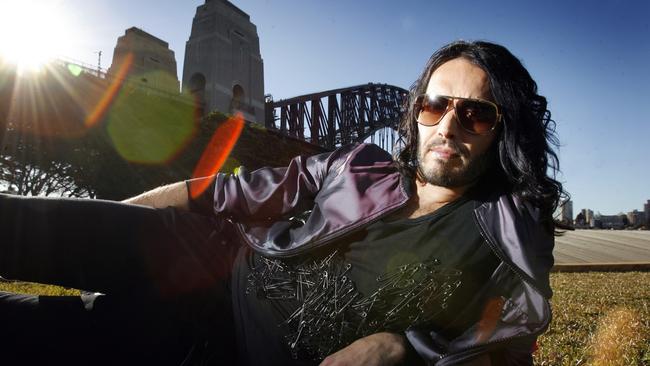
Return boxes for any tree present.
[0,119,95,198]
[0,154,94,197]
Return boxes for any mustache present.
[424,138,468,156]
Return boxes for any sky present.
[0,0,648,215]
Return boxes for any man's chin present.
[424,156,464,173]
[418,146,495,188]
[419,166,466,187]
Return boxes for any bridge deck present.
[553,230,650,264]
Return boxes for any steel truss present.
[265,83,408,151]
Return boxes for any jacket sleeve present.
[489,336,536,366]
[0,194,222,294]
[405,329,536,365]
[186,147,345,221]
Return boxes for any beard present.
[417,137,495,188]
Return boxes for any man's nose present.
[436,107,460,138]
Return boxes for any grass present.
[2,272,649,364]
[534,272,650,365]
[0,280,79,296]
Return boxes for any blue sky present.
[2,0,649,215]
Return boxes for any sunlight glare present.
[0,0,77,72]
[189,114,245,199]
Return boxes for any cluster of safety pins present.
[247,251,463,360]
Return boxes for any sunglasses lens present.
[416,95,449,126]
[456,100,498,133]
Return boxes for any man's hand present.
[319,332,408,366]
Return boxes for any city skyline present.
[0,0,648,214]
[572,199,650,218]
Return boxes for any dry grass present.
[0,280,79,296]
[2,272,649,364]
[588,307,645,366]
[535,272,650,365]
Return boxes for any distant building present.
[645,200,650,227]
[182,0,265,122]
[627,209,646,227]
[575,211,586,227]
[594,214,625,230]
[585,209,594,227]
[560,200,573,225]
[575,208,594,228]
[108,27,180,94]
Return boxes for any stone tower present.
[109,27,180,93]
[182,0,264,122]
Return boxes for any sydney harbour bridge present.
[1,57,408,151]
[0,0,409,198]
[265,83,407,151]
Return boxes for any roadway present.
[552,229,650,271]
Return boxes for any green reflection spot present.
[221,157,240,175]
[67,64,83,77]
[385,251,419,273]
[107,72,195,164]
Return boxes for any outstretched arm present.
[0,193,220,294]
[319,333,410,366]
[123,181,190,210]
[320,332,494,366]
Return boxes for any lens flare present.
[476,296,504,342]
[85,53,133,127]
[385,252,419,273]
[189,114,244,199]
[105,73,196,164]
[5,63,97,138]
[67,64,83,77]
[0,1,79,73]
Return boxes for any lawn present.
[2,272,649,365]
[535,272,650,365]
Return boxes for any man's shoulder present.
[475,191,542,222]
[331,142,392,155]
[330,143,394,164]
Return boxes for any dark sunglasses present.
[414,94,502,135]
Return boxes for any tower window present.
[231,84,245,112]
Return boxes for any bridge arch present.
[265,83,408,151]
[360,126,402,154]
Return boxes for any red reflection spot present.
[85,53,133,127]
[476,296,505,342]
[189,113,244,199]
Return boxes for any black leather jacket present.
[190,143,553,365]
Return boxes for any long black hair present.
[396,40,566,229]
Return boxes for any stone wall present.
[182,0,265,123]
[109,27,180,94]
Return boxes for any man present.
[0,40,562,365]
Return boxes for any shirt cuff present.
[185,176,216,216]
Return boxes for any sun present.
[0,0,77,72]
